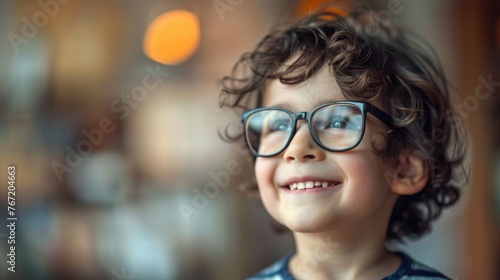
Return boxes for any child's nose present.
[283,122,326,163]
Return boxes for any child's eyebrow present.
[266,102,293,110]
[266,98,347,111]
[312,98,346,107]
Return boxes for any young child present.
[219,2,466,279]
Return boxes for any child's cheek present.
[255,158,275,188]
[255,158,281,220]
[342,152,397,215]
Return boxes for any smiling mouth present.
[287,181,341,190]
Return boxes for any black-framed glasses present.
[241,101,394,157]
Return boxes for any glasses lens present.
[311,104,364,151]
[245,110,293,156]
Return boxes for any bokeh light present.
[143,10,200,65]
[295,0,350,18]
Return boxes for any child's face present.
[255,66,400,234]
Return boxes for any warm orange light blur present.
[143,10,200,65]
[295,0,350,18]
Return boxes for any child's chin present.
[284,218,332,233]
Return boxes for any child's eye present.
[327,118,350,129]
[321,116,359,131]
[268,118,291,132]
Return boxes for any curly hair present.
[219,3,467,241]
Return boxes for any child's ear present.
[389,150,428,195]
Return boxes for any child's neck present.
[289,230,401,280]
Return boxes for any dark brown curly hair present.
[218,3,467,241]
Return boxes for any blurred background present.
[0,0,499,279]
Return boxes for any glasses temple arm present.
[368,105,395,128]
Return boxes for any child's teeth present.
[287,181,337,190]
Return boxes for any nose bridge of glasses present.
[293,111,309,131]
[285,111,324,159]
[290,111,315,142]
[295,112,307,120]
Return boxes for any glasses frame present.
[241,101,395,157]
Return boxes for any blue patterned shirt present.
[247,252,451,280]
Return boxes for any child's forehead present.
[262,66,346,109]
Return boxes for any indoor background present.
[0,0,499,279]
